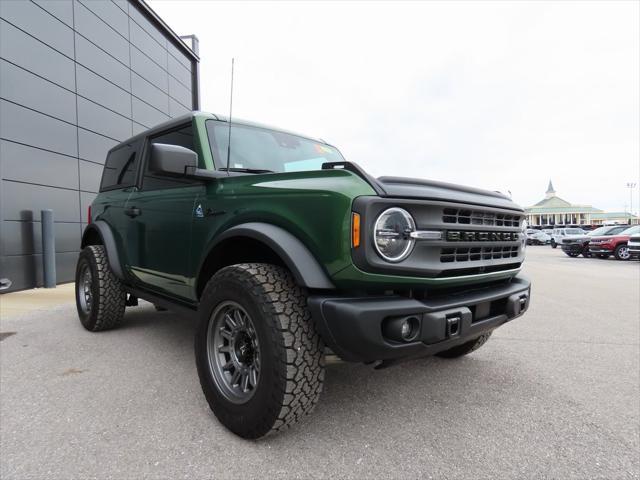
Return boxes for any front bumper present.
[589,246,614,254]
[308,276,531,363]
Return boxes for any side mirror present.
[149,143,197,176]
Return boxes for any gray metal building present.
[0,0,199,292]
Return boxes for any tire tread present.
[199,263,325,438]
[77,245,126,331]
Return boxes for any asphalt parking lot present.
[1,247,638,479]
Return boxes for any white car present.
[550,228,585,248]
[525,229,551,245]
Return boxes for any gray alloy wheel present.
[207,301,261,404]
[77,263,93,315]
[615,245,630,260]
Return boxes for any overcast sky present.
[150,0,639,213]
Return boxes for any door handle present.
[124,206,141,218]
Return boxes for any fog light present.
[383,315,420,343]
[401,320,412,339]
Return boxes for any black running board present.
[127,286,199,320]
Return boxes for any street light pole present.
[626,182,637,224]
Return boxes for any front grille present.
[441,246,519,263]
[443,208,522,227]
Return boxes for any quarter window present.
[100,143,139,191]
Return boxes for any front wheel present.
[614,244,630,260]
[75,245,126,331]
[551,240,557,248]
[565,251,580,258]
[195,263,325,439]
[436,332,492,358]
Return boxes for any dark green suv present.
[76,112,531,438]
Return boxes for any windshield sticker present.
[314,144,332,154]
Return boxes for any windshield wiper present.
[218,167,274,174]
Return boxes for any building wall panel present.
[76,65,132,118]
[0,60,77,124]
[33,0,74,28]
[0,100,78,157]
[0,140,79,191]
[0,0,198,292]
[0,19,76,90]
[0,0,75,58]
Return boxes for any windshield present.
[621,225,640,235]
[564,228,583,235]
[206,121,344,173]
[588,227,611,236]
[589,226,625,236]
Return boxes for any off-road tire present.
[614,244,630,261]
[195,263,325,439]
[436,332,492,359]
[75,245,126,331]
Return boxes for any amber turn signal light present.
[352,212,361,248]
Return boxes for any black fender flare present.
[81,221,125,280]
[209,222,335,290]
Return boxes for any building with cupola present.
[524,181,639,227]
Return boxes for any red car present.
[588,225,640,260]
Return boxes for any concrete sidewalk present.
[0,283,75,319]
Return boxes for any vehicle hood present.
[590,234,629,242]
[375,176,522,211]
[563,234,589,242]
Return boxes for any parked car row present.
[559,225,640,260]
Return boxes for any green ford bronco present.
[76,112,530,438]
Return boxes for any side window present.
[100,143,139,191]
[142,124,199,191]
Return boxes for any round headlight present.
[374,207,416,262]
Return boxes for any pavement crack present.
[60,368,88,376]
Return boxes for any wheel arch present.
[195,222,335,299]
[80,221,125,280]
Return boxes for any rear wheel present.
[195,263,325,439]
[436,332,492,359]
[75,245,126,331]
[614,244,630,260]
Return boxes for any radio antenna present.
[225,58,235,176]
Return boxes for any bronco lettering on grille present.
[446,231,519,242]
